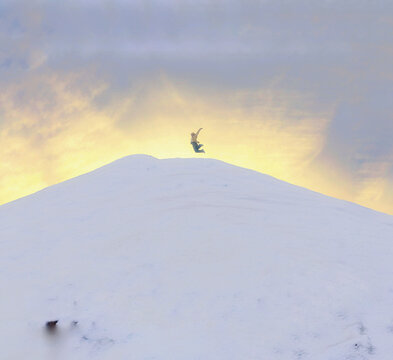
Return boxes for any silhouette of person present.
[190,128,205,153]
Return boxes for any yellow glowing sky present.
[1,1,392,215]
[1,73,392,215]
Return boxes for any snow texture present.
[0,155,392,360]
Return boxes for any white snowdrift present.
[0,155,392,360]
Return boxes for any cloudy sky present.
[1,0,392,214]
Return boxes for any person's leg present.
[191,142,205,153]
[192,142,204,153]
[197,143,205,153]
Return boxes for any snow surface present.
[0,155,393,360]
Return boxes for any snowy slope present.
[0,155,393,360]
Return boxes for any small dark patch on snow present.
[367,343,375,355]
[358,322,366,335]
[45,320,58,333]
[293,349,307,359]
[336,310,347,320]
[352,337,376,357]
[81,335,115,348]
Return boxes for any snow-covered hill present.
[1,155,392,360]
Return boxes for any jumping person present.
[190,128,205,153]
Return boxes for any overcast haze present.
[1,0,392,214]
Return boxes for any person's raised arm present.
[196,128,203,136]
